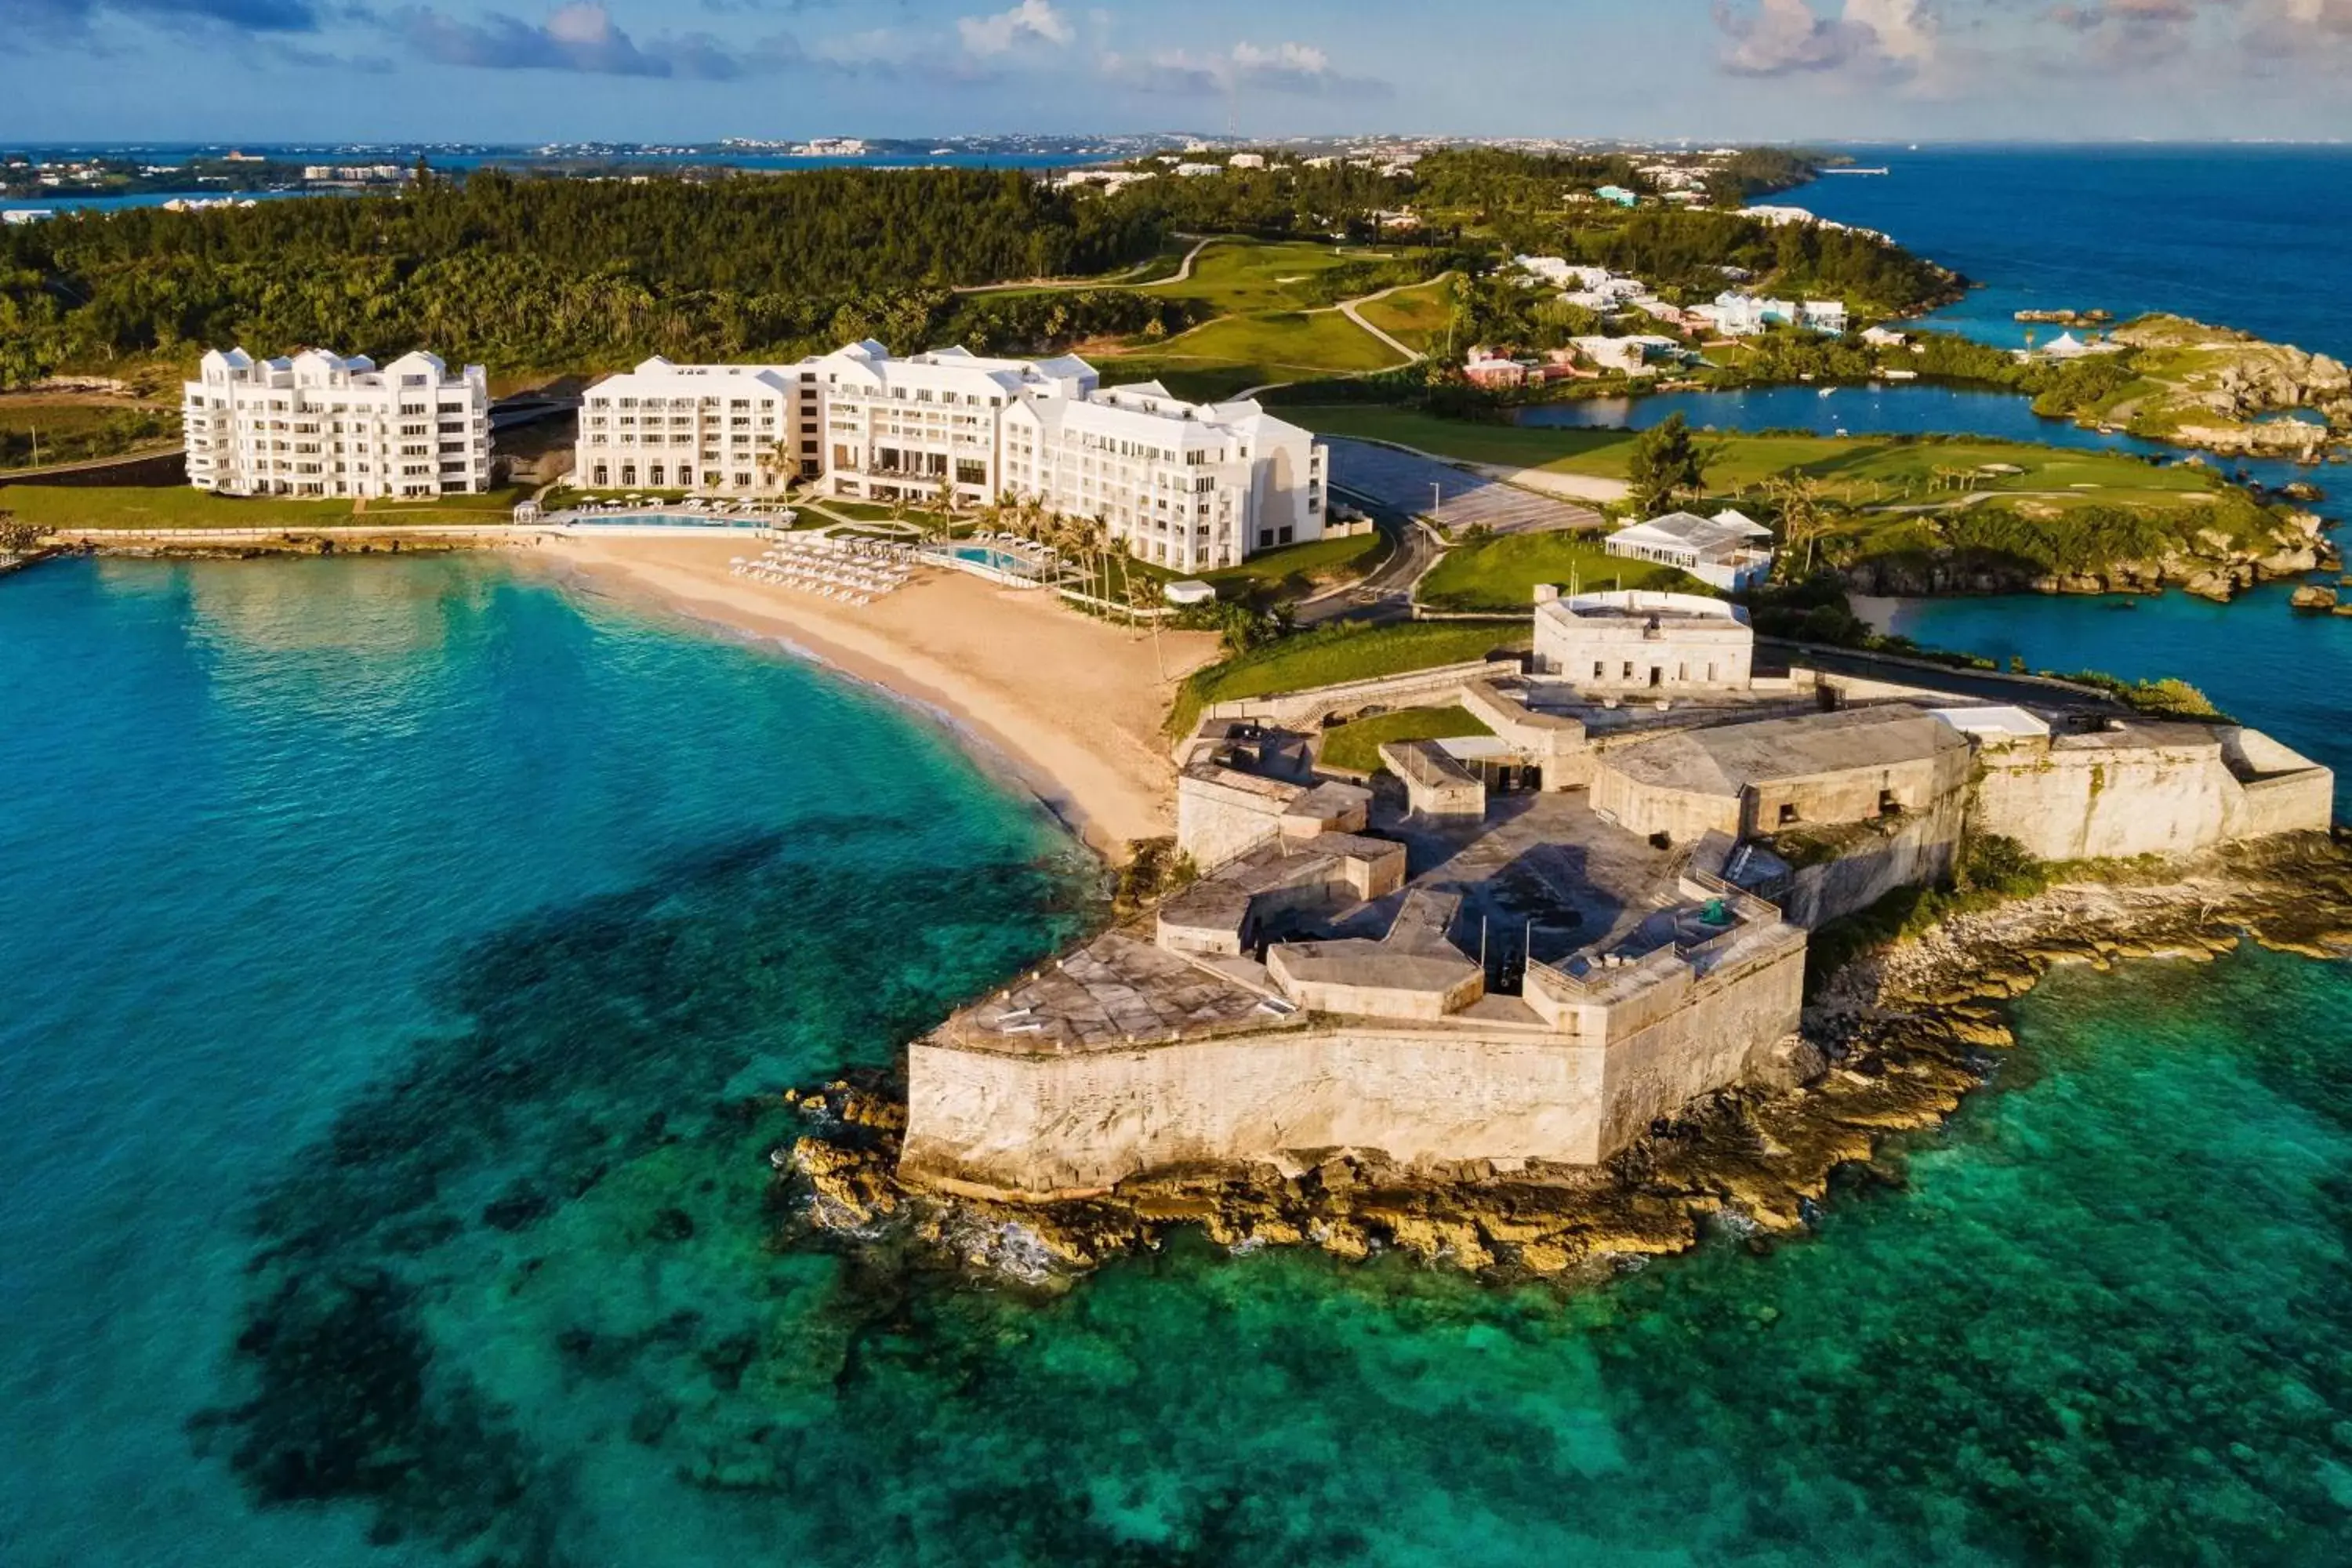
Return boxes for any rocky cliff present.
[775,836,2352,1286]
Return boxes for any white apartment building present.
[183,347,490,499]
[1002,380,1327,572]
[574,357,819,493]
[811,340,1093,508]
[571,341,1327,568]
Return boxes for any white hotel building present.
[574,358,817,494]
[575,342,1327,571]
[183,347,491,498]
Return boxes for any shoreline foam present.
[780,834,2352,1285]
[532,535,1221,861]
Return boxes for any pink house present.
[1464,348,1530,390]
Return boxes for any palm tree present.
[1126,575,1167,674]
[1087,513,1117,618]
[753,437,793,496]
[1764,474,1833,578]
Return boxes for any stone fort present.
[900,590,2333,1201]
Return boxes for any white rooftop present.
[1609,509,1773,556]
[1930,706,2053,741]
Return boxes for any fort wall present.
[1970,731,2332,861]
[902,926,1806,1196]
[1595,937,1807,1156]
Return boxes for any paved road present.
[1323,437,1604,537]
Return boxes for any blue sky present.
[5,0,2349,143]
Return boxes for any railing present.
[1526,945,1684,997]
[1673,926,1744,963]
[1682,865,1784,924]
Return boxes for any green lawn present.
[1144,238,1401,315]
[1418,534,1710,613]
[1170,620,1528,737]
[1290,406,1630,470]
[957,240,1199,298]
[1100,310,1408,399]
[1352,278,1456,355]
[1095,362,1288,404]
[1316,705,1494,775]
[0,482,532,531]
[1287,406,2227,510]
[1204,528,1388,597]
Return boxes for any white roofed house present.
[2015,331,2125,364]
[182,345,489,499]
[1605,509,1777,592]
[1797,299,1849,335]
[1569,335,1685,376]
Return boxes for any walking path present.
[1338,282,1430,365]
[1228,274,1454,401]
[0,444,185,482]
[953,235,1214,296]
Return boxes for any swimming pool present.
[950,545,1035,572]
[923,543,1050,583]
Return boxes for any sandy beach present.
[540,535,1221,858]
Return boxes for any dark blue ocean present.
[1785,143,2352,360]
[5,147,2352,1566]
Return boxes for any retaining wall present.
[901,932,1806,1196]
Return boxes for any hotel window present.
[593,466,610,486]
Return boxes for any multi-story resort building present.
[1001,379,1327,571]
[572,342,1328,569]
[183,347,489,498]
[574,358,818,494]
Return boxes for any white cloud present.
[956,0,1071,56]
[1715,0,1940,78]
[1100,38,1387,97]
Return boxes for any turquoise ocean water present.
[9,145,2352,1563]
[8,550,2352,1566]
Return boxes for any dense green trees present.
[1628,414,1708,512]
[1098,160,1403,240]
[1584,210,1957,314]
[0,168,1164,385]
[0,150,1960,392]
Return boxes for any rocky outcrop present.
[1838,508,2331,604]
[776,836,2352,1285]
[2103,316,2351,453]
